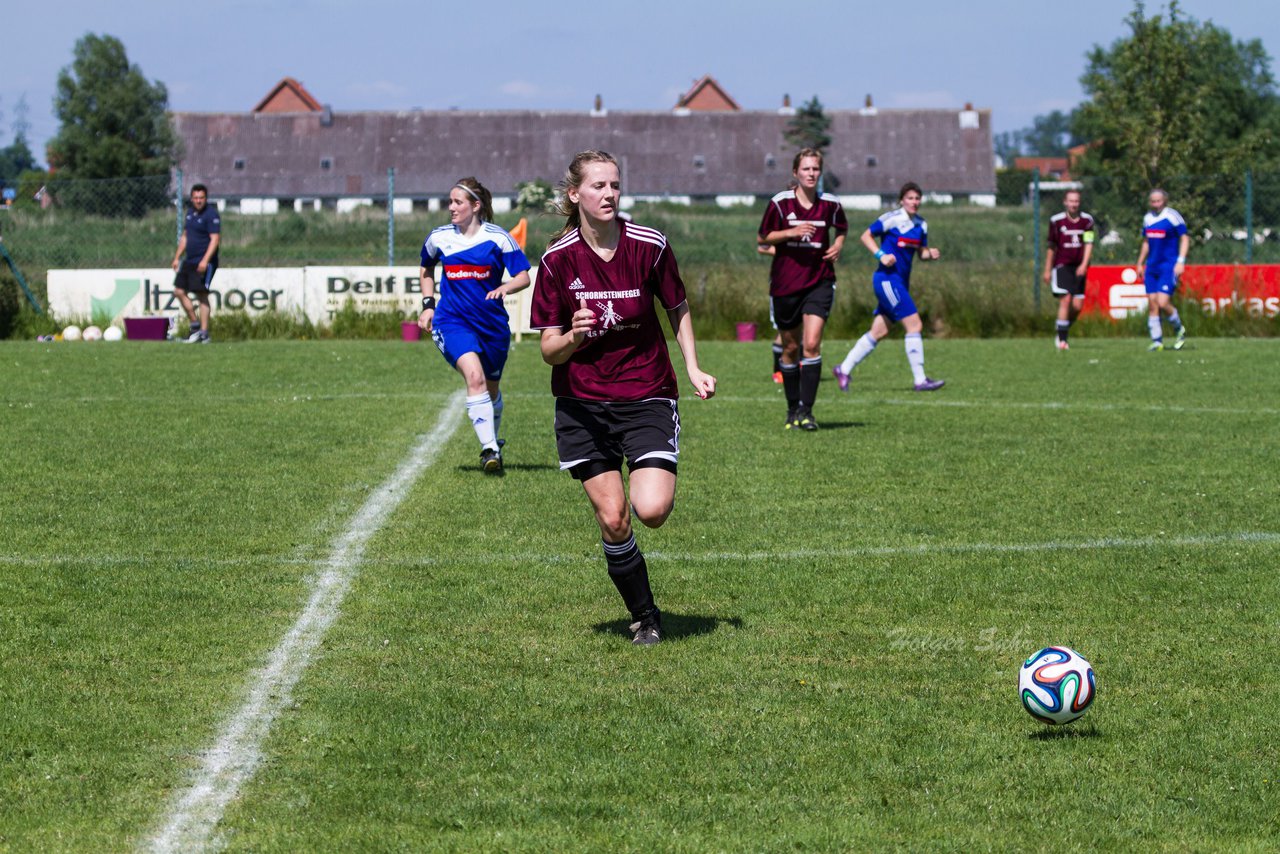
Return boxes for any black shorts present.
[770,279,836,330]
[175,261,217,294]
[1050,266,1085,298]
[555,397,680,481]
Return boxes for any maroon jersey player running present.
[531,150,717,646]
[758,148,848,430]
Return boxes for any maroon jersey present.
[758,190,849,297]
[531,220,687,402]
[1047,211,1096,268]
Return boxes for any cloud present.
[499,80,540,98]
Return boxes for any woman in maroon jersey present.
[530,150,716,646]
[757,148,848,430]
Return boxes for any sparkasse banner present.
[1085,265,1280,319]
[48,266,537,332]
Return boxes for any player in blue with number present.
[418,177,532,473]
[833,182,944,392]
[1135,188,1190,351]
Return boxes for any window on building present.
[233,158,245,170]
[693,155,706,172]
[765,154,777,171]
[320,157,333,170]
[866,156,878,168]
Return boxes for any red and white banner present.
[1084,265,1280,319]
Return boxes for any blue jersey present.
[183,205,221,264]
[421,222,531,340]
[1142,208,1187,270]
[869,207,928,282]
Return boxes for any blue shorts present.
[431,319,508,380]
[873,273,918,322]
[1145,265,1179,295]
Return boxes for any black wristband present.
[421,296,436,311]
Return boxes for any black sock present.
[799,357,822,411]
[780,362,800,412]
[771,342,783,373]
[1056,320,1070,343]
[603,535,655,620]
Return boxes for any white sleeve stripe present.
[628,232,667,250]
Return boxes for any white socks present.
[1148,315,1163,342]
[905,332,927,384]
[465,393,498,451]
[840,332,878,375]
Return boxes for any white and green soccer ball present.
[1019,646,1096,725]
[62,325,82,342]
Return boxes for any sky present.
[4,0,1280,167]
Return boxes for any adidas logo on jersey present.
[568,277,585,290]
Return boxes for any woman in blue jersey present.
[418,177,532,473]
[832,182,944,392]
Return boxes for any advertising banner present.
[48,266,538,334]
[1084,265,1280,319]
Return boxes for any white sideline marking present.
[692,395,1280,417]
[145,391,463,854]
[14,391,1277,417]
[8,531,1278,574]
[338,530,1280,568]
[654,530,1280,564]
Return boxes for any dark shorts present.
[554,397,680,481]
[770,279,836,331]
[1050,266,1086,298]
[174,261,217,294]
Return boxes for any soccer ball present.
[62,325,82,342]
[1019,646,1096,725]
[103,325,124,342]
[83,325,103,342]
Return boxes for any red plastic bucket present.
[401,321,421,342]
[735,322,757,342]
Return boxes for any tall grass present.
[3,203,1278,340]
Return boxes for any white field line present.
[145,390,463,854]
[15,530,1270,574]
[693,395,1280,417]
[11,391,1278,417]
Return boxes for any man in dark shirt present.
[170,184,221,343]
[1043,189,1095,350]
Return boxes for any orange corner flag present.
[510,217,528,251]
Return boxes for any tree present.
[0,137,37,185]
[1022,110,1079,157]
[784,96,832,152]
[783,96,839,190]
[1073,1,1280,230]
[993,129,1026,165]
[47,34,178,216]
[0,96,39,185]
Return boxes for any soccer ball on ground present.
[83,325,103,342]
[103,325,123,342]
[62,325,82,342]
[1019,646,1096,725]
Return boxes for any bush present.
[996,169,1034,206]
[0,269,18,338]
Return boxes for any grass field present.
[2,335,1278,851]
